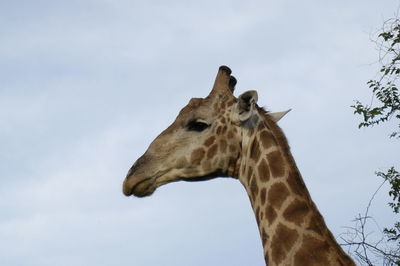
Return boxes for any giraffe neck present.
[235,114,354,266]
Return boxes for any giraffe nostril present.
[133,155,148,168]
[126,154,149,177]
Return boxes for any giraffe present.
[122,66,355,266]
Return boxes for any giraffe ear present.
[269,109,291,122]
[237,90,258,122]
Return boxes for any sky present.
[1,0,400,265]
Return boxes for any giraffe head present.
[122,66,288,197]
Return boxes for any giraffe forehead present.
[176,96,236,124]
[177,98,217,120]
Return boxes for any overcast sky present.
[1,1,400,265]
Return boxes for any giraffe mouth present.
[123,168,171,197]
[123,168,223,197]
[123,177,156,197]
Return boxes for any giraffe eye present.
[187,120,210,132]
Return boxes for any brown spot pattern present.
[207,144,218,159]
[260,130,276,149]
[307,213,326,236]
[267,150,285,177]
[216,126,222,135]
[250,138,261,160]
[220,139,227,153]
[268,182,290,209]
[258,159,270,182]
[204,136,215,147]
[250,180,259,200]
[283,199,310,226]
[287,170,308,196]
[266,204,277,225]
[190,148,205,164]
[271,224,299,265]
[293,235,330,266]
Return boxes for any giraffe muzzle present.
[123,176,155,197]
[122,155,157,197]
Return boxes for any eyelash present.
[187,120,210,132]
